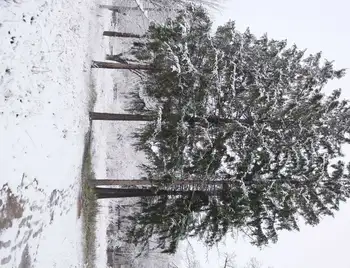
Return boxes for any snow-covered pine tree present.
[128,4,350,252]
[126,192,208,254]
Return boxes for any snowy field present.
[0,0,169,267]
[0,0,108,266]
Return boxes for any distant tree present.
[125,4,350,252]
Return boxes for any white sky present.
[186,0,350,267]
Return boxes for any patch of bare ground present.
[0,184,25,233]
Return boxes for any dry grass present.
[80,74,98,268]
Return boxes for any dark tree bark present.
[89,112,154,121]
[94,187,215,200]
[89,179,227,187]
[91,61,157,70]
[103,31,144,38]
[89,111,235,125]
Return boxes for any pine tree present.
[126,4,350,252]
[126,193,209,254]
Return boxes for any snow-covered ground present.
[0,0,109,267]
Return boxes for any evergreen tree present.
[127,4,350,252]
[126,192,209,254]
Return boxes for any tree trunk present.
[99,5,163,12]
[89,112,155,121]
[94,187,217,199]
[94,187,167,199]
[89,179,226,187]
[89,111,234,124]
[103,31,144,38]
[90,179,151,187]
[91,61,157,70]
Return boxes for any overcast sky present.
[186,0,350,267]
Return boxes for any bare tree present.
[178,248,266,268]
[222,253,236,268]
[244,258,263,268]
[181,244,201,268]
